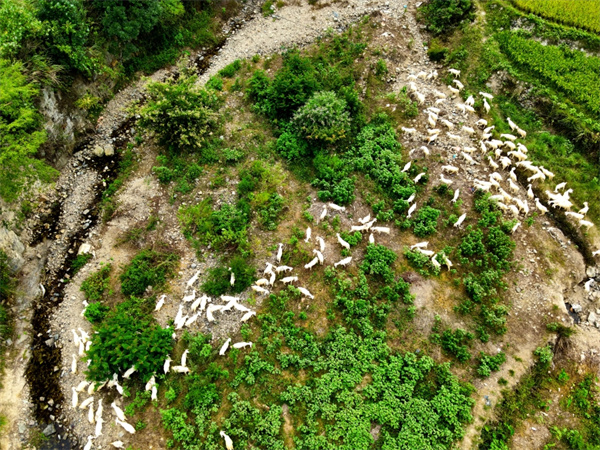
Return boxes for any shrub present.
[71,253,92,276]
[412,206,441,237]
[202,257,255,296]
[252,50,319,120]
[477,351,506,378]
[418,0,475,36]
[86,297,173,383]
[36,0,92,74]
[292,90,351,143]
[84,302,110,324]
[138,69,220,154]
[80,264,111,301]
[534,345,553,366]
[120,250,178,297]
[275,131,310,160]
[0,59,55,202]
[361,244,397,282]
[440,328,473,362]
[219,59,241,78]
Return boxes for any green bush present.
[477,351,506,378]
[86,297,173,383]
[80,264,111,301]
[71,253,92,276]
[361,244,397,282]
[202,257,255,296]
[84,302,110,324]
[412,206,441,237]
[275,131,310,160]
[36,0,92,74]
[120,250,178,297]
[219,59,241,78]
[440,328,473,362]
[0,0,42,58]
[251,51,319,120]
[534,345,553,366]
[138,69,220,154]
[418,0,475,35]
[0,59,56,202]
[293,90,351,143]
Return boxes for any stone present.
[42,424,56,436]
[92,145,104,157]
[0,227,25,272]
[104,144,115,156]
[588,311,598,325]
[77,243,92,255]
[586,266,599,278]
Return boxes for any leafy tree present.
[293,90,351,143]
[36,0,91,74]
[0,59,56,202]
[120,250,178,297]
[419,0,475,36]
[138,68,220,154]
[361,244,397,282]
[0,0,42,58]
[86,297,173,383]
[92,0,184,59]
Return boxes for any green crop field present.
[512,0,600,33]
[497,31,600,117]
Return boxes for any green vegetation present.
[86,296,173,383]
[418,0,475,35]
[138,67,221,154]
[80,263,111,301]
[120,249,178,297]
[476,351,506,378]
[497,32,600,117]
[70,253,92,276]
[202,257,256,296]
[84,302,110,324]
[511,0,600,33]
[0,251,14,344]
[0,59,56,201]
[292,90,351,143]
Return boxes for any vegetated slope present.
[10,1,600,449]
[511,0,600,33]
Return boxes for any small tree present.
[293,91,351,144]
[418,0,474,36]
[138,67,220,154]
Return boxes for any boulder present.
[77,243,92,255]
[0,227,25,272]
[103,143,115,156]
[92,145,104,157]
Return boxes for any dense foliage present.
[138,69,221,154]
[418,0,475,35]
[80,263,111,301]
[292,91,351,143]
[120,250,178,297]
[0,59,56,201]
[86,296,173,383]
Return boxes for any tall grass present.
[512,0,600,33]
